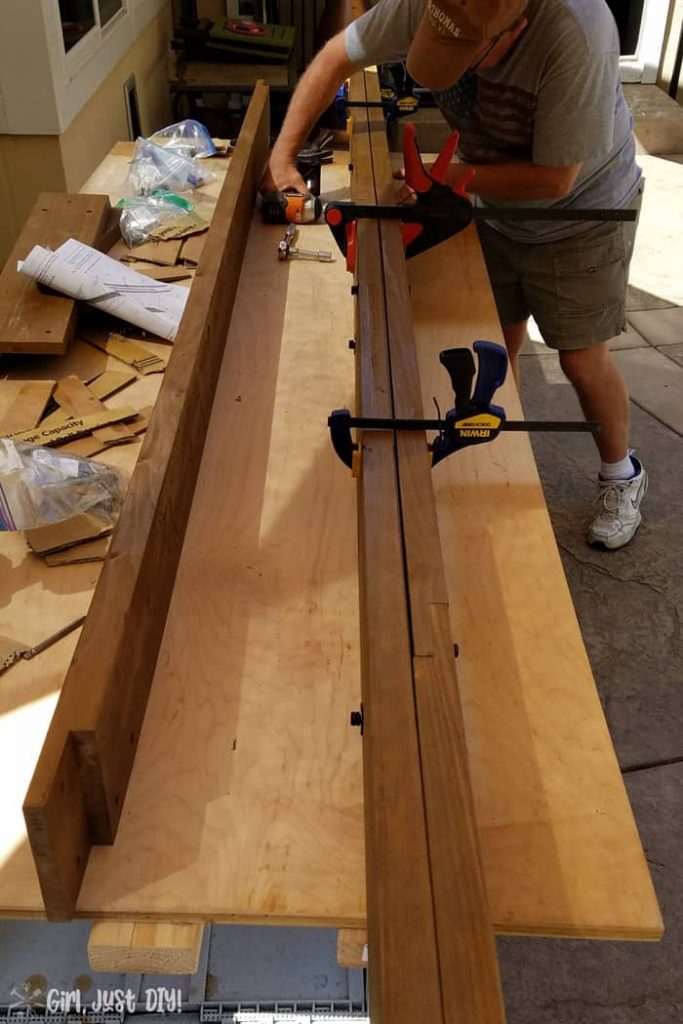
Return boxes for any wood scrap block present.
[97,207,122,254]
[45,537,110,566]
[88,922,204,975]
[179,231,207,267]
[0,193,111,355]
[53,375,134,446]
[80,330,168,374]
[26,513,111,556]
[8,407,137,447]
[0,381,55,434]
[337,929,368,969]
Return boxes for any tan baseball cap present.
[407,0,527,91]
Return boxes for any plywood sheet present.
[0,152,661,941]
[73,159,659,940]
[409,225,662,940]
[75,158,363,924]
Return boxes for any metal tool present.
[329,340,597,472]
[261,131,334,226]
[325,123,638,271]
[278,224,333,263]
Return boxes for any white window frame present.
[619,0,671,83]
[46,0,129,82]
[38,0,168,131]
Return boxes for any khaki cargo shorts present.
[476,185,643,350]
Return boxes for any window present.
[58,0,124,53]
[58,0,96,52]
[605,0,645,56]
[98,0,124,27]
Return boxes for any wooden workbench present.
[0,143,662,940]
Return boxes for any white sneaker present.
[588,455,648,550]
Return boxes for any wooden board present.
[337,928,368,969]
[0,194,110,355]
[88,922,204,974]
[351,69,504,1024]
[23,83,272,922]
[349,75,443,1024]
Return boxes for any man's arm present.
[447,160,582,200]
[262,33,359,194]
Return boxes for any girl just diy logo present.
[427,1,463,37]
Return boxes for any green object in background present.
[208,20,295,63]
[117,190,194,212]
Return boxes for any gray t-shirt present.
[345,0,641,242]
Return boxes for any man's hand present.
[260,154,309,196]
[259,33,358,197]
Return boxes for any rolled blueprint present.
[18,238,188,341]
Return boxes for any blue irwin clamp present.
[328,341,597,473]
[431,341,508,466]
[334,82,420,127]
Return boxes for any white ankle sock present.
[600,454,636,481]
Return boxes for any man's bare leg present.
[502,320,528,384]
[558,343,630,462]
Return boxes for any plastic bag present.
[0,439,125,532]
[116,190,207,246]
[126,137,215,195]
[149,119,217,159]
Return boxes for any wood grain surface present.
[23,84,271,921]
[0,111,662,944]
[0,194,110,355]
[353,69,505,1024]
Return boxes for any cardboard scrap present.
[53,375,134,447]
[7,406,137,446]
[0,380,56,435]
[179,232,207,267]
[150,211,209,242]
[45,536,110,566]
[59,405,151,459]
[109,237,183,267]
[80,330,168,374]
[41,370,136,430]
[86,369,137,400]
[26,512,111,556]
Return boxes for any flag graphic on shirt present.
[435,73,537,164]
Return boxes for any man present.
[262,0,647,550]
